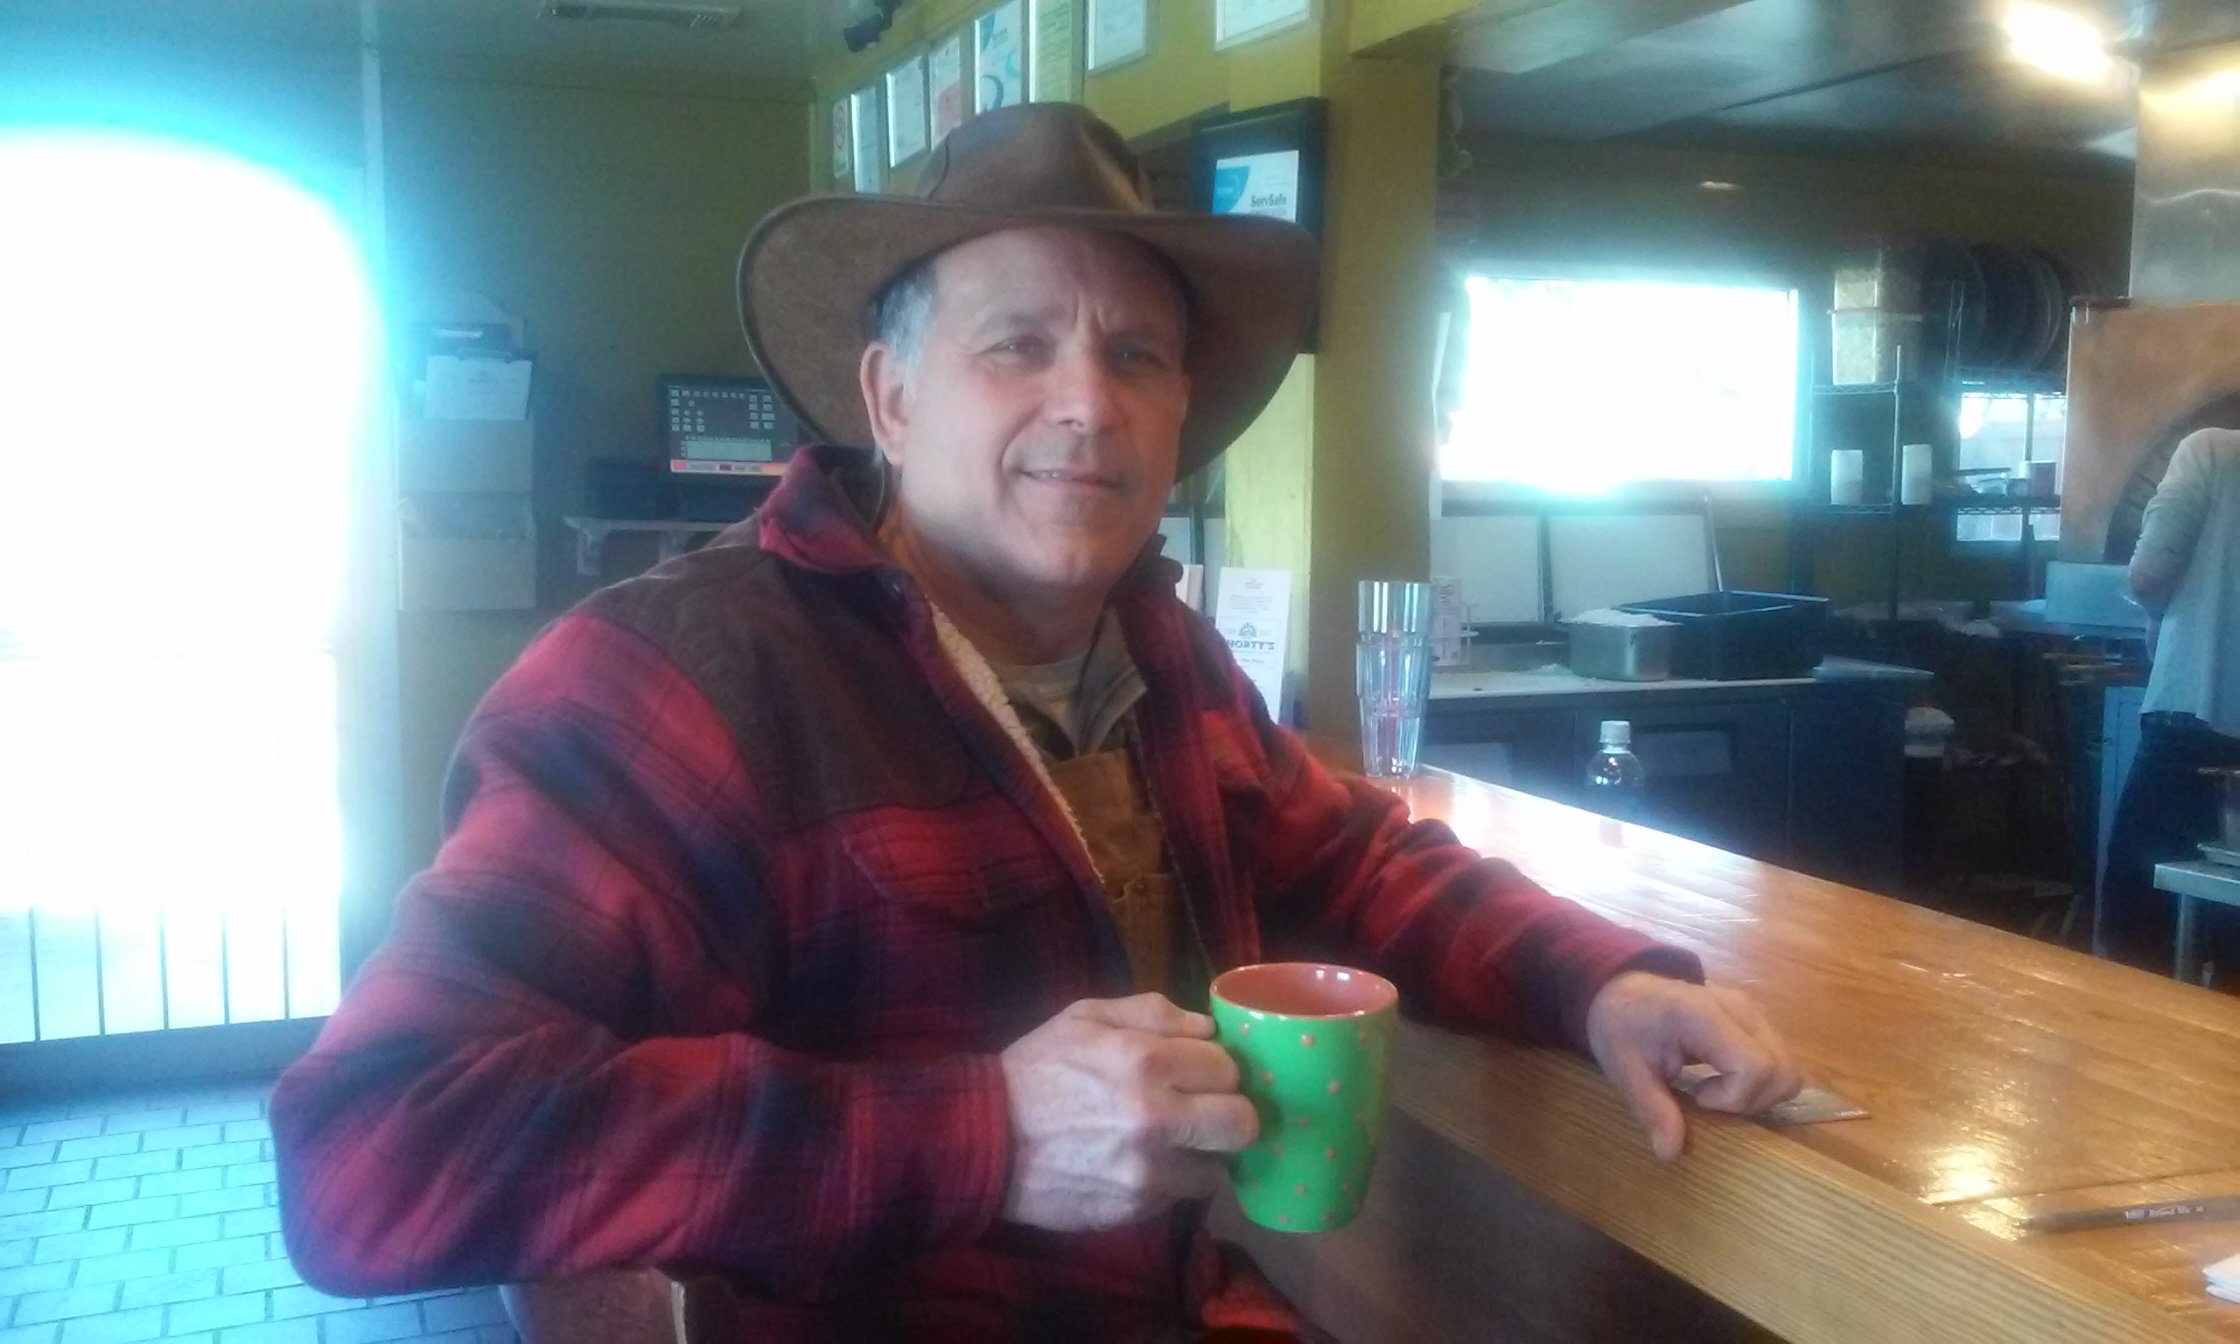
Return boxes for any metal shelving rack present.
[1802,343,2063,622]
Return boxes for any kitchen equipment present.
[1566,613,1673,682]
[1831,309,1923,385]
[1901,443,1934,506]
[2208,767,2240,852]
[1970,242,2038,370]
[1830,448,1867,505]
[1918,238,1988,368]
[1428,575,1472,667]
[1616,591,1831,681]
[1833,240,1920,312]
[2044,561,2148,629]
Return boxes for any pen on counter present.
[2024,1195,2240,1235]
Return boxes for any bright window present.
[1441,274,1800,493]
[1954,392,2065,543]
[0,132,369,1037]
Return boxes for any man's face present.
[863,226,1190,611]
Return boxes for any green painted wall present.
[378,64,809,867]
[381,63,809,613]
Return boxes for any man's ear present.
[860,342,910,466]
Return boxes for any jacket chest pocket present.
[834,798,1063,927]
[815,804,1100,1050]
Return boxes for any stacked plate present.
[1914,239,2081,378]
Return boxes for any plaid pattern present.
[272,448,1698,1340]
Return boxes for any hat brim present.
[737,195,1319,481]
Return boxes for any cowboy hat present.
[736,103,1319,479]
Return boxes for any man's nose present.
[1043,347,1123,434]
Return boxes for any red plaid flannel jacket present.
[272,447,1700,1340]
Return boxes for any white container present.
[1830,449,1867,506]
[1901,442,1934,505]
[1831,309,1923,386]
[1833,245,1921,312]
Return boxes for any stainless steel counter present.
[1429,655,1932,702]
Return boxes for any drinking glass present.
[1356,580,1433,778]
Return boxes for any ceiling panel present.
[1447,0,2240,162]
[1451,0,2000,139]
[1674,49,2136,165]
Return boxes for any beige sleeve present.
[2131,431,2216,589]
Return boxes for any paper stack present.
[2204,1251,2240,1304]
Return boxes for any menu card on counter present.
[1215,567,1291,719]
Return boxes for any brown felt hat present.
[737,103,1319,479]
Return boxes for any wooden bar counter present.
[1219,761,2240,1342]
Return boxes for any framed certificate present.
[1087,0,1149,72]
[849,85,884,193]
[886,54,929,166]
[829,100,852,181]
[975,1,1026,112]
[1030,0,1078,102]
[929,31,969,144]
[1214,0,1309,49]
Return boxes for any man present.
[272,105,1799,1339]
[2106,427,2240,976]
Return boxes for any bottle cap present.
[1599,720,1632,748]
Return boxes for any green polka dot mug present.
[1210,962,1397,1233]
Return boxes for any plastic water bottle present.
[1586,720,1646,822]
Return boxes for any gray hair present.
[866,255,940,381]
[863,234,1196,383]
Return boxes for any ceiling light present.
[1698,180,1742,193]
[2004,3,2116,85]
[539,1,744,30]
[2189,67,2240,101]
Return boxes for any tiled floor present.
[0,1084,516,1344]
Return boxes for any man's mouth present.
[1021,467,1123,490]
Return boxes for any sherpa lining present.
[927,605,1102,883]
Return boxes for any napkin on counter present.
[1567,608,1676,628]
[2204,1252,2240,1303]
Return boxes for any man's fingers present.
[1683,1001,1803,1116]
[1713,988,1798,1081]
[1070,993,1213,1040]
[1165,1092,1259,1154]
[1606,1045,1687,1162]
[1152,1038,1242,1095]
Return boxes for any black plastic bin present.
[1614,591,1831,681]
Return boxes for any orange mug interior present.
[1211,962,1397,1018]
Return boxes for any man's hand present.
[1584,972,1802,1163]
[997,993,1259,1232]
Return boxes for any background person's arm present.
[271,615,1010,1299]
[2130,431,2217,618]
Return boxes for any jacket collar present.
[752,444,1185,598]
